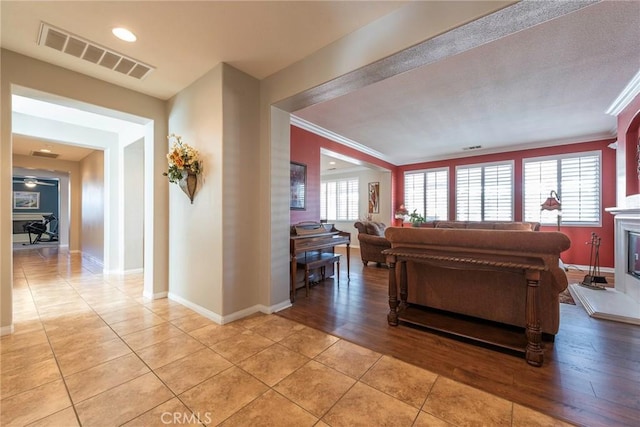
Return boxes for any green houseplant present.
[408,209,426,227]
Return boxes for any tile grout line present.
[19,253,87,427]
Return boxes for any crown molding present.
[606,69,640,116]
[290,115,395,165]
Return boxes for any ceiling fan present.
[12,177,56,187]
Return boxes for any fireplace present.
[628,231,640,279]
[569,204,640,324]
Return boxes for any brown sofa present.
[354,221,391,266]
[384,223,569,336]
[431,220,540,231]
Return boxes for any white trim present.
[404,133,615,165]
[606,70,640,116]
[123,268,144,275]
[143,290,167,300]
[0,325,15,336]
[291,115,394,164]
[168,292,223,324]
[566,264,614,274]
[166,293,293,326]
[265,300,293,313]
[569,284,640,325]
[219,300,293,323]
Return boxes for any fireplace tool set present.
[580,232,607,290]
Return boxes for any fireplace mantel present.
[605,206,640,216]
[569,207,640,325]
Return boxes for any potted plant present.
[408,209,426,227]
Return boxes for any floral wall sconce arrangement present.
[163,134,202,204]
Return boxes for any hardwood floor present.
[278,248,639,427]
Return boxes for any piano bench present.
[297,253,341,296]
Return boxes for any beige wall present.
[167,64,224,316]
[166,63,260,320]
[80,150,104,263]
[123,139,144,271]
[1,49,168,333]
[1,2,512,332]
[258,1,511,307]
[221,65,260,316]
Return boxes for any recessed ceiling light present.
[112,27,137,42]
[329,161,336,165]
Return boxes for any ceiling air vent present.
[30,151,59,159]
[462,145,482,151]
[37,22,155,80]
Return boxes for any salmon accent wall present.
[292,123,616,268]
[290,125,397,224]
[617,92,640,197]
[394,139,617,268]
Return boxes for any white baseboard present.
[0,324,15,336]
[144,290,168,300]
[168,292,223,324]
[165,294,293,325]
[566,264,615,274]
[268,299,293,313]
[106,268,144,276]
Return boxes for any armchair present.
[354,221,391,266]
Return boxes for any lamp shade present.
[541,190,561,211]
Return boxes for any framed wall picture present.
[368,182,380,214]
[290,161,307,210]
[13,191,40,209]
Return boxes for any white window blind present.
[404,169,448,220]
[321,178,359,221]
[456,162,513,221]
[524,152,600,225]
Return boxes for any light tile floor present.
[1,248,572,426]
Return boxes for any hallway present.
[2,247,571,426]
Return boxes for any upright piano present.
[290,222,350,302]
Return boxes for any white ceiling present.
[295,1,640,165]
[2,1,639,167]
[0,1,407,100]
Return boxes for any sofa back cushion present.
[365,221,386,236]
[433,221,539,231]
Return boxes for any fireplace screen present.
[628,232,640,279]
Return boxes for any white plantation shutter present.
[561,155,599,223]
[404,172,425,218]
[524,152,600,225]
[404,169,448,220]
[425,169,449,220]
[456,166,483,221]
[524,159,558,224]
[484,164,513,221]
[321,178,358,221]
[456,162,513,221]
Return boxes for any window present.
[523,152,600,225]
[456,162,513,221]
[321,178,359,221]
[404,168,448,220]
